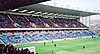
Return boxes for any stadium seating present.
[0,13,95,45]
[0,30,96,44]
[1,33,29,44]
[0,14,15,28]
[0,14,87,28]
[0,41,3,44]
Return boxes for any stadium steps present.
[38,17,46,27]
[24,16,29,21]
[36,17,45,28]
[7,15,14,22]
[48,19,56,28]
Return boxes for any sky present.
[40,0,100,20]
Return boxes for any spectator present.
[0,44,3,54]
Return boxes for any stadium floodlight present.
[35,11,42,14]
[48,13,53,15]
[68,15,72,17]
[71,15,75,18]
[27,11,35,13]
[12,9,19,12]
[59,14,64,16]
[64,15,68,17]
[53,13,58,15]
[63,15,67,16]
[20,10,28,13]
[42,12,48,15]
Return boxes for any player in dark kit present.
[44,42,46,46]
[54,44,56,47]
[82,46,85,49]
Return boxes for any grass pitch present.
[15,38,100,54]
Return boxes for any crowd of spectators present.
[0,44,35,54]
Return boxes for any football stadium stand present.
[0,30,96,44]
[0,2,99,45]
[0,0,99,54]
[0,3,98,45]
[0,13,87,28]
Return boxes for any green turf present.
[15,38,100,54]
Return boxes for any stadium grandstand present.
[0,0,100,54]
